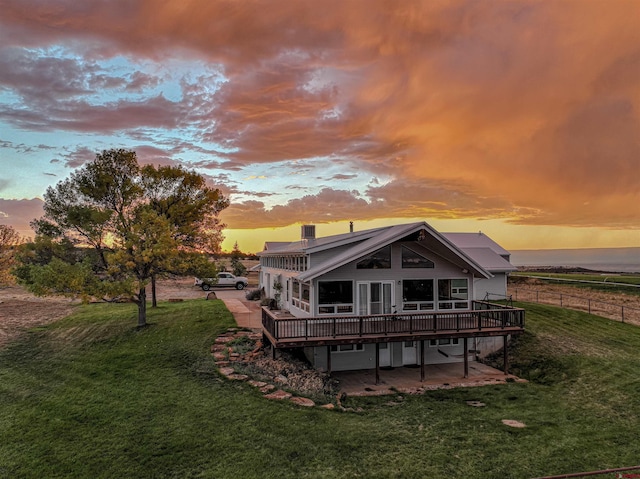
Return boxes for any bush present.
[245,288,262,301]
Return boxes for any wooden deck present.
[262,301,525,348]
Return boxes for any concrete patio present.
[333,362,524,396]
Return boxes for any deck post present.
[463,337,469,378]
[420,340,425,382]
[503,335,509,376]
[327,346,332,375]
[375,343,380,385]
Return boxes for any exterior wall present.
[473,274,508,301]
[312,242,475,316]
[306,340,472,372]
[475,336,508,359]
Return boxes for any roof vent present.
[301,225,316,240]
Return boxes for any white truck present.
[194,272,249,291]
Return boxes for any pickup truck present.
[194,272,249,291]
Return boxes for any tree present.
[0,225,23,286]
[15,149,228,327]
[230,241,247,277]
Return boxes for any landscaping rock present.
[264,390,292,401]
[248,380,268,388]
[290,397,315,407]
[228,374,249,381]
[218,367,235,377]
[212,352,227,361]
[320,403,335,410]
[502,419,526,428]
[260,384,276,393]
[274,374,288,384]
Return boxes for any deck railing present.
[262,301,525,342]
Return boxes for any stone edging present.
[210,328,335,410]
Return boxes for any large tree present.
[16,149,228,327]
[0,224,23,286]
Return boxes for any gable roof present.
[458,247,516,273]
[442,232,516,273]
[442,232,511,257]
[259,227,386,256]
[295,222,493,282]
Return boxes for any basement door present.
[402,341,418,365]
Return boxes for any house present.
[258,221,524,381]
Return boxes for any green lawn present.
[1,300,639,478]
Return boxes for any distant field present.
[511,272,640,298]
[512,271,640,285]
[2,299,640,478]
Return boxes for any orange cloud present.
[0,0,638,236]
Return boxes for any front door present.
[357,281,394,315]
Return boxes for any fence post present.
[560,294,563,307]
[622,306,625,323]
[536,290,539,303]
[588,299,591,315]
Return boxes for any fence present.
[508,288,640,324]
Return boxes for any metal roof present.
[296,222,492,282]
[458,247,516,273]
[442,232,511,257]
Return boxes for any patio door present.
[357,281,394,316]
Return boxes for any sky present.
[0,0,638,254]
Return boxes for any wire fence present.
[506,288,640,324]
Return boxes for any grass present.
[2,300,640,478]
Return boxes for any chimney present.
[301,225,316,240]
[349,221,354,233]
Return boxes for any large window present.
[356,245,391,269]
[402,246,434,268]
[438,279,469,310]
[318,281,354,314]
[292,279,310,312]
[402,279,434,311]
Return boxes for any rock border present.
[211,328,334,409]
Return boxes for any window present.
[330,344,364,352]
[318,281,353,314]
[402,246,434,268]
[292,280,310,312]
[429,338,460,347]
[402,279,434,311]
[438,279,469,310]
[356,245,391,269]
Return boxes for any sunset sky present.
[0,0,638,254]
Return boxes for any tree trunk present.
[137,286,147,327]
[151,274,157,308]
